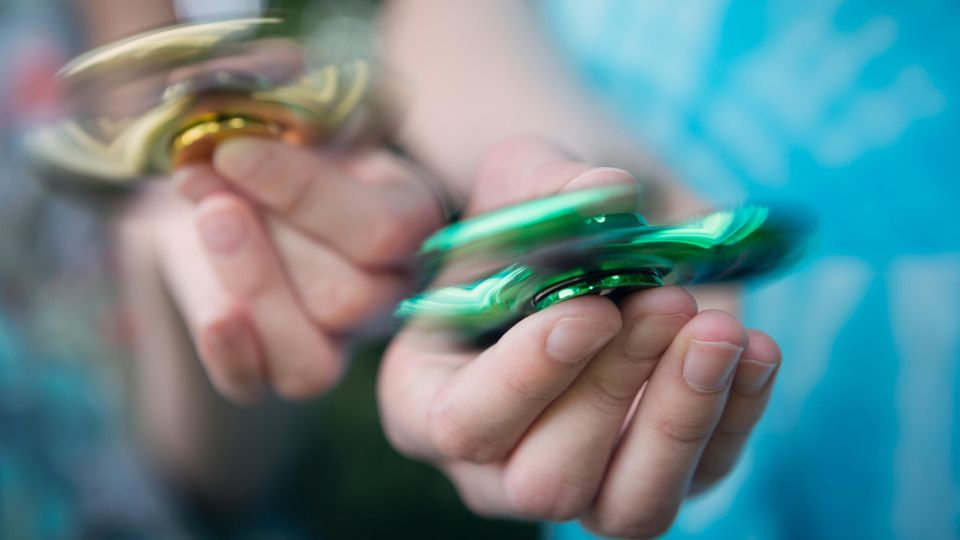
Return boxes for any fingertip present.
[730,331,781,396]
[212,136,271,183]
[210,374,266,405]
[196,313,266,404]
[620,287,696,362]
[743,330,781,365]
[621,286,698,322]
[271,354,345,401]
[507,295,622,366]
[172,164,229,203]
[268,335,346,401]
[681,309,750,349]
[195,194,256,256]
[519,295,622,337]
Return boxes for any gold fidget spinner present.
[26,16,386,194]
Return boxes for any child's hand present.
[377,138,781,538]
[126,138,445,403]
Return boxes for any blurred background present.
[3,0,959,539]
[0,0,536,538]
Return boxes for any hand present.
[377,137,781,538]
[120,138,445,403]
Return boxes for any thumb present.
[464,136,639,217]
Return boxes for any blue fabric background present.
[541,1,960,538]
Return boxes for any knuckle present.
[584,375,639,415]
[652,412,717,447]
[428,398,502,463]
[280,175,315,220]
[300,276,332,321]
[231,268,272,299]
[304,274,376,329]
[500,371,556,408]
[358,207,407,265]
[503,467,590,521]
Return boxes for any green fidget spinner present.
[398,185,811,336]
[23,16,811,340]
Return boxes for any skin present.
[168,142,444,401]
[107,0,783,536]
[116,143,444,499]
[377,138,781,537]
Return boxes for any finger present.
[195,193,344,399]
[502,287,697,520]
[585,310,747,539]
[155,208,266,403]
[267,217,410,332]
[466,135,638,216]
[174,164,411,330]
[194,314,264,404]
[691,329,781,492]
[442,461,511,519]
[212,138,443,266]
[378,329,472,460]
[426,296,621,463]
[380,296,621,462]
[171,163,232,203]
[267,219,410,332]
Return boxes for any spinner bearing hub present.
[398,185,812,337]
[26,17,383,192]
[24,16,813,338]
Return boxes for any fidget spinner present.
[25,16,812,338]
[25,16,385,196]
[397,184,812,336]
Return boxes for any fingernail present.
[214,138,268,180]
[198,209,246,254]
[682,340,743,393]
[624,314,690,362]
[733,359,778,395]
[562,167,635,192]
[546,319,616,365]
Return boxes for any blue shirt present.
[541,1,960,538]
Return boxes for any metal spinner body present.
[24,17,811,338]
[398,185,811,337]
[25,16,384,194]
